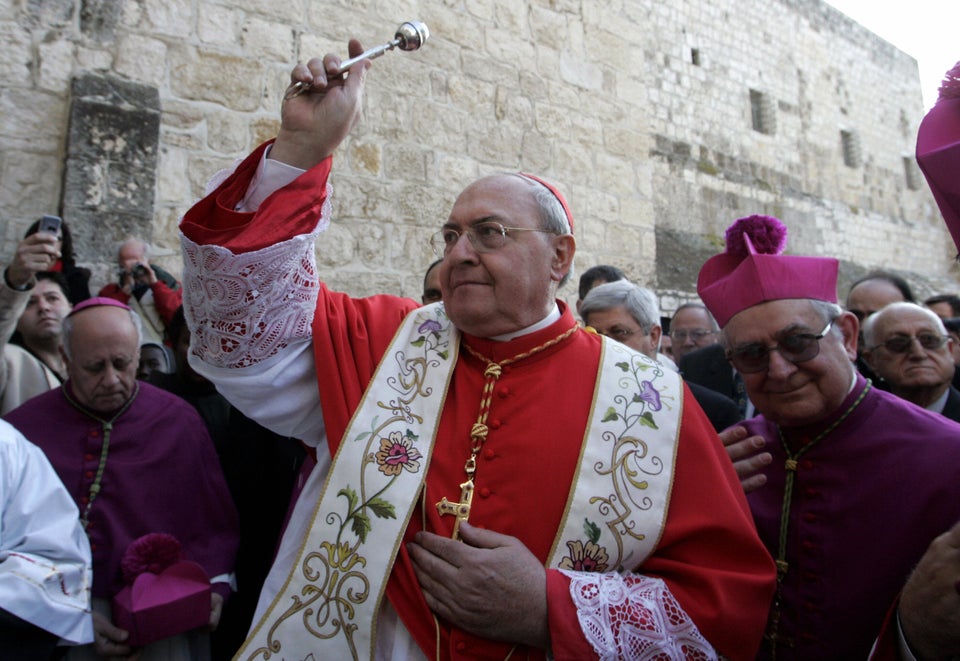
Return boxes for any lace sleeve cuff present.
[180,189,331,370]
[561,570,717,660]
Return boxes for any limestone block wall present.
[0,0,954,311]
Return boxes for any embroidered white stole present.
[546,338,681,574]
[236,309,682,660]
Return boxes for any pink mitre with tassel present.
[697,215,838,328]
[916,60,960,254]
[112,533,212,646]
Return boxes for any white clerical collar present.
[926,387,950,414]
[490,303,561,342]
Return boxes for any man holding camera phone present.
[97,237,182,344]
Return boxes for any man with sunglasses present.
[178,43,776,661]
[862,302,960,421]
[699,214,960,660]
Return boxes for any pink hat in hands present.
[696,215,839,328]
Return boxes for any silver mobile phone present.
[38,215,62,235]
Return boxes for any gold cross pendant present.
[436,478,474,540]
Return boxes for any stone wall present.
[0,0,955,311]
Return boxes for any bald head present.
[436,174,576,337]
[846,275,912,321]
[862,302,955,408]
[62,305,143,413]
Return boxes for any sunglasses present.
[867,333,948,354]
[726,321,833,374]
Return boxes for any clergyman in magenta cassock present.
[697,215,960,660]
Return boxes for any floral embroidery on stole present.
[237,321,682,660]
[548,338,681,574]
[237,304,457,661]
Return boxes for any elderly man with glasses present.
[177,42,776,661]
[668,302,719,363]
[862,302,960,421]
[703,215,960,661]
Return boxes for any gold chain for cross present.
[433,324,580,539]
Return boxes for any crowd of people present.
[0,38,958,661]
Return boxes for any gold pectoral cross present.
[436,478,474,540]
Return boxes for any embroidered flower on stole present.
[417,319,442,334]
[375,430,424,476]
[559,539,610,573]
[638,380,662,410]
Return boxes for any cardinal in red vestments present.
[179,39,776,660]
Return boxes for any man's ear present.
[836,311,860,362]
[650,325,662,348]
[550,234,576,283]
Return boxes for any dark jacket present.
[687,380,742,432]
[679,343,737,400]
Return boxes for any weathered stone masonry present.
[0,0,955,310]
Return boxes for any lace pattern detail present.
[562,570,717,661]
[180,188,332,369]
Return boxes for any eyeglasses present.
[868,333,948,354]
[670,329,716,342]
[430,221,555,256]
[592,326,641,340]
[726,321,833,374]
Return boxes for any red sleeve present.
[546,384,776,661]
[869,598,901,661]
[150,281,183,325]
[179,138,420,453]
[641,389,775,657]
[310,287,419,455]
[97,283,130,304]
[546,570,597,660]
[179,140,333,253]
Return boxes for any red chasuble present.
[180,143,776,660]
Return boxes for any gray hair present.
[580,280,660,333]
[528,183,572,236]
[809,300,844,328]
[62,307,143,361]
[512,174,575,288]
[862,301,947,347]
[118,237,151,261]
